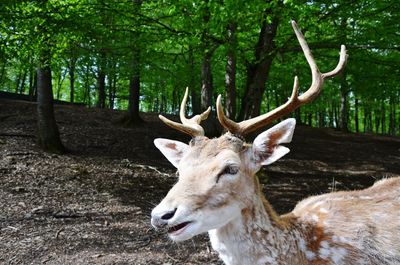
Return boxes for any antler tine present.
[159,87,211,137]
[216,20,348,136]
[216,94,240,134]
[322,45,348,78]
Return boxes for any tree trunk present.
[364,105,372,133]
[307,112,313,127]
[339,71,349,132]
[333,103,339,129]
[29,70,37,101]
[318,109,325,128]
[380,101,385,134]
[56,69,67,100]
[295,108,302,125]
[69,57,76,104]
[108,72,117,110]
[200,0,214,112]
[83,62,91,106]
[19,70,27,94]
[369,108,373,133]
[374,108,380,133]
[29,67,34,100]
[238,9,279,120]
[97,70,106,108]
[201,51,213,111]
[36,49,64,153]
[188,45,201,115]
[389,96,395,135]
[172,87,178,113]
[328,101,334,128]
[96,50,106,108]
[127,49,142,123]
[363,107,367,133]
[123,0,143,124]
[225,22,237,119]
[354,98,359,133]
[127,38,141,118]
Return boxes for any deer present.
[150,21,400,265]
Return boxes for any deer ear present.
[252,118,296,166]
[154,138,189,168]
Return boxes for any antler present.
[159,87,211,137]
[217,20,348,136]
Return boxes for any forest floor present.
[0,98,399,265]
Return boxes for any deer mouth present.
[168,221,192,235]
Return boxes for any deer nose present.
[151,208,177,229]
[161,208,177,220]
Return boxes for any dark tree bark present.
[354,98,359,133]
[238,8,279,120]
[364,105,373,133]
[318,109,326,128]
[333,103,339,128]
[225,22,237,119]
[36,48,64,153]
[83,62,91,106]
[96,50,106,108]
[56,68,67,100]
[295,108,302,125]
[200,0,215,112]
[96,70,106,108]
[127,49,142,123]
[29,68,37,101]
[339,71,349,132]
[328,101,334,128]
[123,0,143,124]
[374,108,380,133]
[160,93,167,114]
[363,106,367,133]
[307,112,313,126]
[368,108,373,133]
[201,51,213,111]
[68,57,77,104]
[108,72,117,109]
[389,96,395,135]
[18,70,27,94]
[380,101,385,134]
[188,45,201,114]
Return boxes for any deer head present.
[151,21,347,242]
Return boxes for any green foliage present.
[0,0,399,135]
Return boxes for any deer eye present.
[216,165,239,183]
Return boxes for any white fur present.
[154,138,188,168]
[252,118,296,166]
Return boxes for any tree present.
[238,2,281,120]
[35,1,65,152]
[125,0,144,124]
[224,21,237,118]
[36,43,64,152]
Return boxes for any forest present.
[1,1,400,264]
[1,0,400,150]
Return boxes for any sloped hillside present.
[0,99,399,264]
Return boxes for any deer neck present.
[208,181,306,265]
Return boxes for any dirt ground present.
[0,99,399,265]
